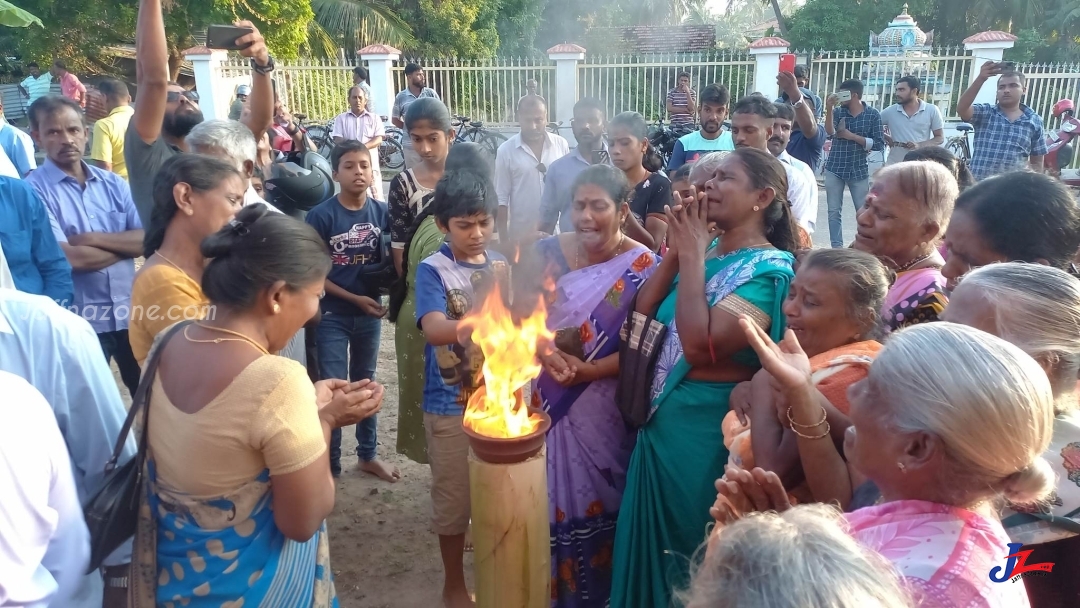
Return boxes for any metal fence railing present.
[1018,62,1080,129]
[220,57,355,123]
[392,56,555,126]
[577,51,755,123]
[800,47,974,119]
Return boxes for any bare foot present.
[442,588,474,608]
[359,459,401,482]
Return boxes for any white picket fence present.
[222,49,1080,131]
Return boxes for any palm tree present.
[307,0,415,58]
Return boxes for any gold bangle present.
[790,421,831,440]
[787,405,828,428]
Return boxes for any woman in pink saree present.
[711,322,1057,608]
[851,161,958,332]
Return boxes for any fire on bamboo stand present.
[458,272,553,608]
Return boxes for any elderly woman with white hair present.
[943,262,1080,607]
[718,321,1055,608]
[187,118,280,210]
[851,160,958,331]
[684,504,912,608]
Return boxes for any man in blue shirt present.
[0,176,73,304]
[0,97,37,177]
[0,288,136,608]
[26,95,145,396]
[538,97,609,234]
[777,70,826,171]
[667,83,735,172]
[824,79,884,247]
[957,62,1048,180]
[305,140,398,481]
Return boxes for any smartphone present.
[998,61,1017,72]
[836,90,852,102]
[779,53,797,74]
[206,24,254,50]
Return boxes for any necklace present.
[183,322,271,356]
[155,251,189,275]
[577,232,625,268]
[896,250,937,273]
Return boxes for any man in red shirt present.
[51,60,86,109]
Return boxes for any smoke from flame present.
[459,284,552,439]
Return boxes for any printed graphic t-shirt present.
[667,130,735,172]
[628,173,673,227]
[305,195,390,315]
[414,244,509,416]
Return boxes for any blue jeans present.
[316,312,381,467]
[824,171,869,248]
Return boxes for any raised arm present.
[958,61,1000,122]
[131,0,170,145]
[234,21,274,138]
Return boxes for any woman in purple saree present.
[531,165,659,607]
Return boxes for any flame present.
[460,285,552,439]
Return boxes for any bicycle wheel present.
[305,125,333,159]
[479,131,506,161]
[945,138,969,162]
[380,136,404,171]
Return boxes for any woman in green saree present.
[610,147,799,607]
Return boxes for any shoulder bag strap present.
[103,320,193,473]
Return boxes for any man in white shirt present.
[495,95,569,246]
[880,76,944,165]
[771,103,819,239]
[730,95,817,237]
[332,86,385,200]
[0,370,89,608]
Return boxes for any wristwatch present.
[791,97,806,109]
[250,56,275,76]
[106,575,129,589]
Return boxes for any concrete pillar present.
[359,44,402,120]
[184,46,230,121]
[748,37,790,99]
[547,44,586,129]
[963,31,1019,107]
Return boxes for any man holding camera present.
[824,79,884,248]
[957,61,1047,180]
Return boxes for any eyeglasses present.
[536,162,547,175]
[166,90,200,103]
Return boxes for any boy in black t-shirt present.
[305,140,400,481]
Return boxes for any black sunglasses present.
[536,162,547,175]
[167,90,200,103]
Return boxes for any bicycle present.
[295,114,334,158]
[452,114,508,163]
[547,120,562,135]
[380,116,405,171]
[945,123,974,163]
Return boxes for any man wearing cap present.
[229,84,251,120]
[777,70,826,171]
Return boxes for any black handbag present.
[82,321,191,572]
[615,290,668,429]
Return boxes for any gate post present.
[360,44,402,121]
[963,32,1018,107]
[547,44,586,129]
[185,46,229,120]
[749,37,790,99]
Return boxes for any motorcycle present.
[1044,99,1080,187]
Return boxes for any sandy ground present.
[325,321,474,607]
[112,320,467,607]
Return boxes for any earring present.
[273,303,281,314]
[184,208,194,216]
[753,205,760,212]
[896,462,907,472]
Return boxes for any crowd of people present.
[2,0,1080,606]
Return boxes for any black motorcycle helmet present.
[263,151,334,218]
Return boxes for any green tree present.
[307,0,415,57]
[785,0,937,50]
[495,0,547,56]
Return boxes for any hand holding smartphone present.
[836,90,852,103]
[206,24,255,50]
[779,53,797,74]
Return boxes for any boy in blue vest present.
[415,169,507,607]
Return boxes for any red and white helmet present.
[1053,99,1075,118]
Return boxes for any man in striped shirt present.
[19,62,53,110]
[666,72,697,131]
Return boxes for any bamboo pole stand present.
[468,445,550,608]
